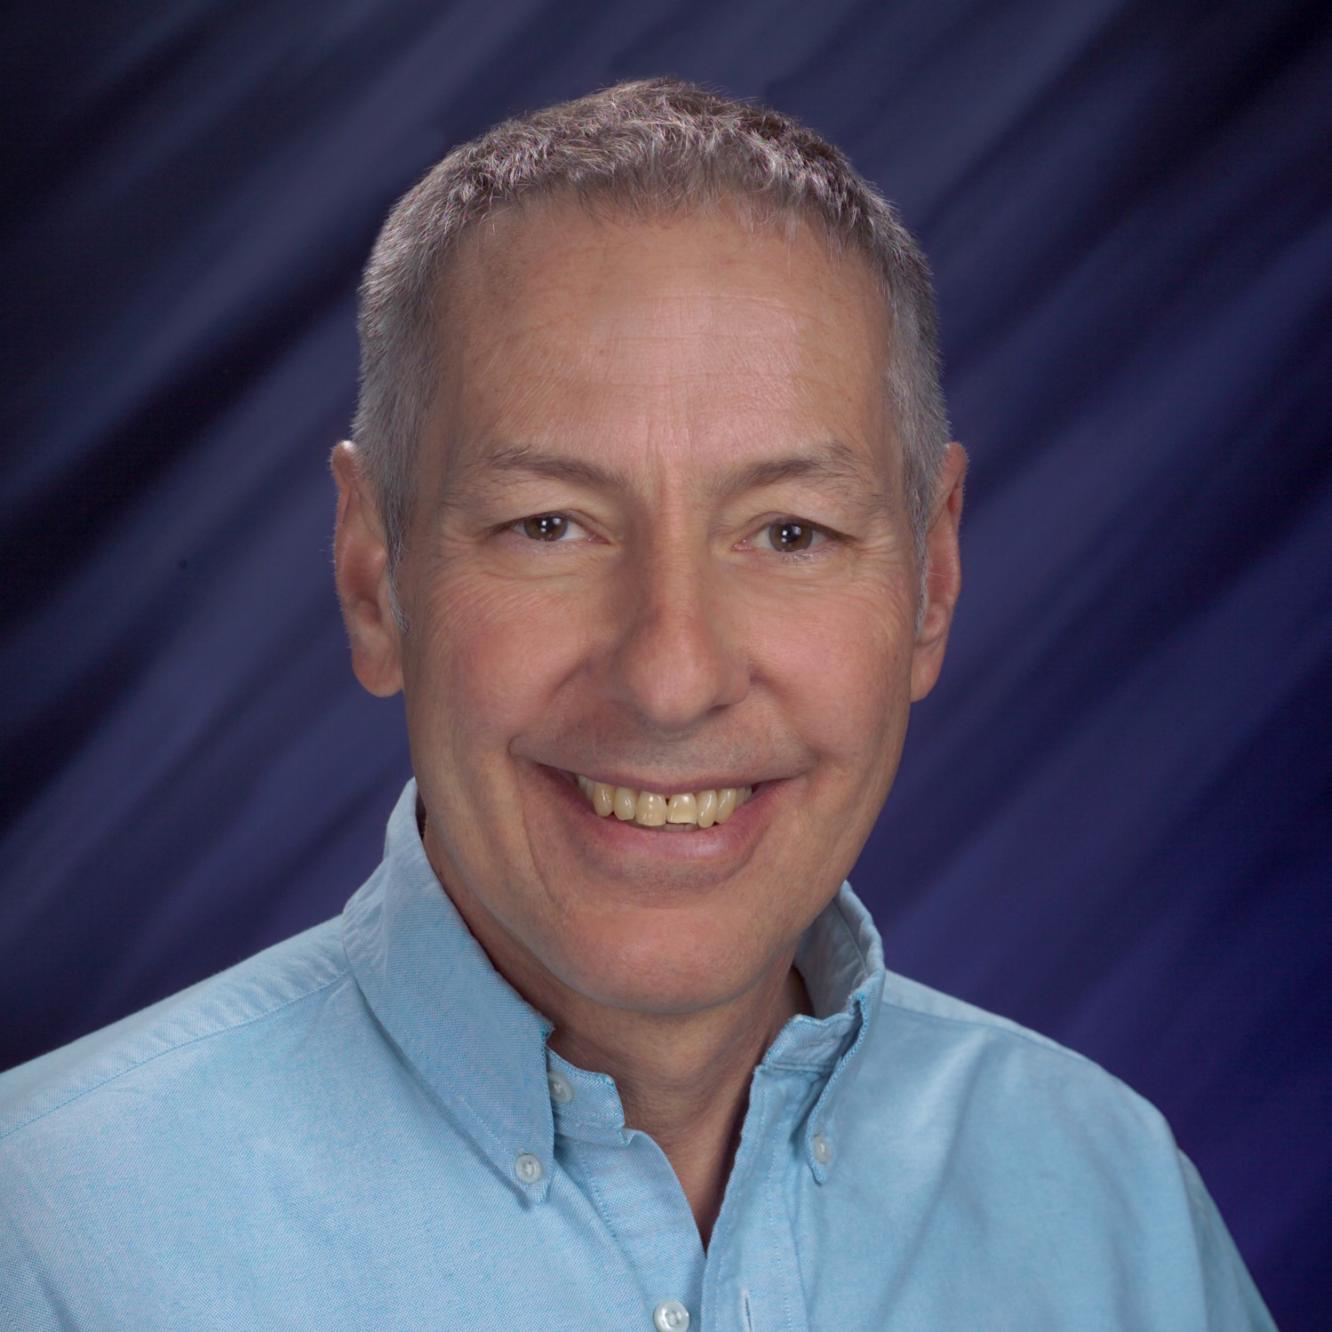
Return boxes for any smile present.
[571,773,755,830]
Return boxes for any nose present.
[605,542,749,731]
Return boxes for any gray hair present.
[353,76,950,582]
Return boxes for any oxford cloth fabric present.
[0,782,1273,1330]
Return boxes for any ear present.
[910,442,967,701]
[331,441,404,698]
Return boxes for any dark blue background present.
[3,2,1328,1324]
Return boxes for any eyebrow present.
[447,438,888,511]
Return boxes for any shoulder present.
[855,967,1185,1196]
[0,918,354,1147]
[868,964,1172,1140]
[872,965,1160,1119]
[876,964,1103,1062]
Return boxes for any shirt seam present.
[566,1136,627,1251]
[553,1112,624,1134]
[759,1082,799,1332]
[761,1057,839,1074]
[879,990,1105,1074]
[705,1076,771,1314]
[1,968,350,1144]
[829,891,874,973]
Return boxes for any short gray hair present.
[353,77,950,574]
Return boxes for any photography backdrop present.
[3,2,1329,1324]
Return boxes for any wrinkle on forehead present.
[441,437,894,521]
[426,198,898,501]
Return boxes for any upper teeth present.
[574,774,754,828]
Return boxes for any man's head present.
[333,79,965,1022]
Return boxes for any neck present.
[548,963,812,1246]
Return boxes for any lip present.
[531,761,784,867]
[557,767,768,796]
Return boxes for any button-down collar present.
[341,783,558,1203]
[342,780,886,1198]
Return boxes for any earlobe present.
[331,441,405,698]
[910,442,967,702]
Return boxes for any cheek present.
[745,575,917,763]
[403,571,591,750]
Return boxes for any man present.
[1,78,1273,1329]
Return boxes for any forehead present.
[428,200,896,486]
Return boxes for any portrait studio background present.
[4,2,1329,1324]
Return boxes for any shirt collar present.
[342,781,558,1203]
[779,878,886,1182]
[342,779,886,1198]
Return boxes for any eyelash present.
[504,513,597,545]
[504,513,841,558]
[747,519,835,557]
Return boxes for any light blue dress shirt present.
[2,781,1274,1329]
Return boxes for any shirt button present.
[811,1130,833,1165]
[547,1071,574,1104]
[652,1300,691,1331]
[514,1152,544,1184]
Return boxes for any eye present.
[752,519,829,555]
[512,513,588,543]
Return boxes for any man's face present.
[341,203,961,1018]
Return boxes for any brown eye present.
[768,520,815,552]
[521,514,570,541]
